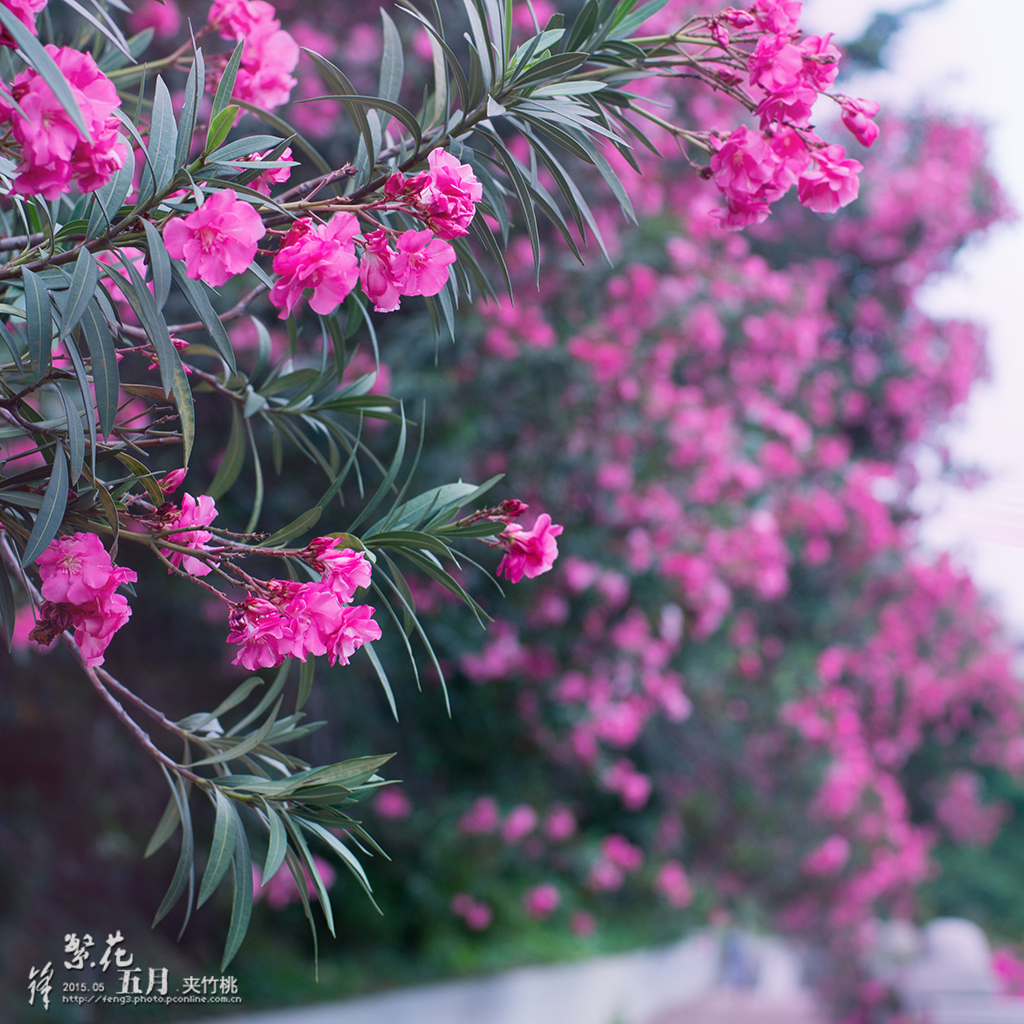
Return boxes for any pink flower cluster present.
[0,45,125,200]
[157,493,219,576]
[207,0,298,112]
[34,532,137,666]
[694,0,881,227]
[226,538,381,670]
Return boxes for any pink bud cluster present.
[206,0,299,112]
[33,532,137,666]
[0,45,126,200]
[226,539,381,670]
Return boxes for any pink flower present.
[840,97,881,148]
[163,190,266,286]
[544,805,576,842]
[748,34,804,94]
[459,796,500,835]
[158,468,188,493]
[0,0,47,47]
[802,835,850,876]
[417,149,483,239]
[0,45,125,199]
[502,804,538,843]
[797,144,863,214]
[710,126,778,200]
[601,834,644,872]
[159,493,218,576]
[71,590,133,667]
[359,229,404,313]
[208,0,276,38]
[392,230,456,297]
[325,603,382,666]
[373,787,413,820]
[232,19,300,111]
[655,862,693,909]
[36,532,128,605]
[227,596,296,670]
[270,214,359,318]
[253,856,335,910]
[300,539,372,601]
[128,0,181,39]
[523,883,561,919]
[451,893,493,930]
[571,910,597,937]
[588,859,624,892]
[798,34,841,92]
[496,513,563,583]
[755,83,817,129]
[749,0,802,34]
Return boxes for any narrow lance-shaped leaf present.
[208,40,244,142]
[141,219,171,310]
[169,262,236,372]
[55,384,84,483]
[175,47,205,169]
[78,299,119,439]
[59,249,100,342]
[144,793,182,859]
[152,770,195,928]
[221,807,252,971]
[22,267,51,380]
[138,76,177,202]
[85,144,134,241]
[197,788,240,908]
[21,445,68,567]
[261,804,289,885]
[206,404,246,499]
[0,558,15,652]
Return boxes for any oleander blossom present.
[0,0,48,47]
[227,536,380,669]
[0,45,125,199]
[269,214,359,318]
[496,513,563,583]
[416,149,483,239]
[798,144,863,214]
[358,228,403,313]
[392,230,456,297]
[163,190,266,286]
[33,532,137,666]
[159,493,218,576]
[840,97,882,148]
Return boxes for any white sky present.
[804,0,1024,635]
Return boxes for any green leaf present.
[303,52,376,184]
[244,418,263,533]
[78,300,119,438]
[362,641,399,721]
[0,557,15,653]
[564,0,599,51]
[169,262,236,371]
[59,0,133,59]
[512,51,588,88]
[207,405,246,499]
[609,0,671,38]
[206,105,239,155]
[344,407,407,532]
[144,792,181,859]
[259,506,323,548]
[139,76,177,201]
[370,477,501,534]
[378,9,404,108]
[0,6,91,140]
[198,788,239,908]
[283,817,335,936]
[221,813,252,971]
[55,384,84,483]
[21,446,67,567]
[141,219,171,310]
[296,658,314,713]
[209,40,245,139]
[298,818,378,908]
[261,804,289,885]
[178,676,264,733]
[22,267,52,380]
[226,659,290,736]
[59,249,100,342]
[175,47,204,169]
[152,771,195,931]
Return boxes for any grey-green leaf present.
[21,446,68,567]
[141,219,172,310]
[59,249,100,342]
[261,805,288,885]
[221,813,252,971]
[22,267,52,380]
[198,788,239,908]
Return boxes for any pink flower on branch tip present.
[159,493,218,577]
[416,148,483,239]
[798,144,863,214]
[496,513,563,583]
[392,230,456,297]
[269,214,359,318]
[840,96,881,148]
[300,538,372,601]
[163,190,265,287]
[359,228,404,313]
